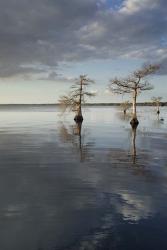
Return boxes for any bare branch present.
[151,96,162,105]
[108,64,159,121]
[59,74,96,115]
[109,64,159,96]
[134,64,160,78]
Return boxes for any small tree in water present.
[59,75,95,122]
[109,64,159,128]
[151,96,162,114]
[120,101,131,114]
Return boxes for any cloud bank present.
[0,0,166,78]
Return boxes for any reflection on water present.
[131,126,137,164]
[116,111,132,122]
[0,106,166,250]
[58,122,94,162]
[154,113,165,127]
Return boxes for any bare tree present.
[120,100,131,114]
[109,64,159,127]
[151,96,162,114]
[59,75,95,122]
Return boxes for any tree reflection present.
[58,122,93,162]
[116,111,132,122]
[152,113,164,129]
[107,126,138,165]
[131,126,137,164]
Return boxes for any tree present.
[109,64,159,128]
[151,96,162,114]
[120,100,131,114]
[59,75,95,122]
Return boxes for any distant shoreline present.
[0,103,166,106]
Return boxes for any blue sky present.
[0,0,166,103]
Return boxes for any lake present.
[0,105,166,250]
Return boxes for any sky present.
[0,0,167,103]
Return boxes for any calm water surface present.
[0,106,167,250]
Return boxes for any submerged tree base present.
[74,115,83,123]
[130,118,139,129]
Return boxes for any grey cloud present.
[39,71,58,81]
[78,0,167,54]
[74,0,167,73]
[155,54,167,75]
[0,0,98,77]
[38,71,75,82]
[0,0,167,77]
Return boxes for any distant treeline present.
[0,102,167,107]
[0,102,166,107]
[84,102,167,106]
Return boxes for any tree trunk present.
[78,103,82,117]
[74,78,83,122]
[130,89,139,128]
[157,103,160,114]
[132,90,137,119]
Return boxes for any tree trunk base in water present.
[157,110,160,114]
[74,115,83,123]
[130,117,139,128]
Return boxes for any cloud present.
[90,89,98,95]
[38,71,75,82]
[0,0,99,78]
[77,0,167,72]
[119,0,159,14]
[0,0,166,78]
[104,88,111,95]
[38,72,58,81]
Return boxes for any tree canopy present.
[109,64,159,95]
[59,75,95,115]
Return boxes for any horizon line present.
[0,102,166,106]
